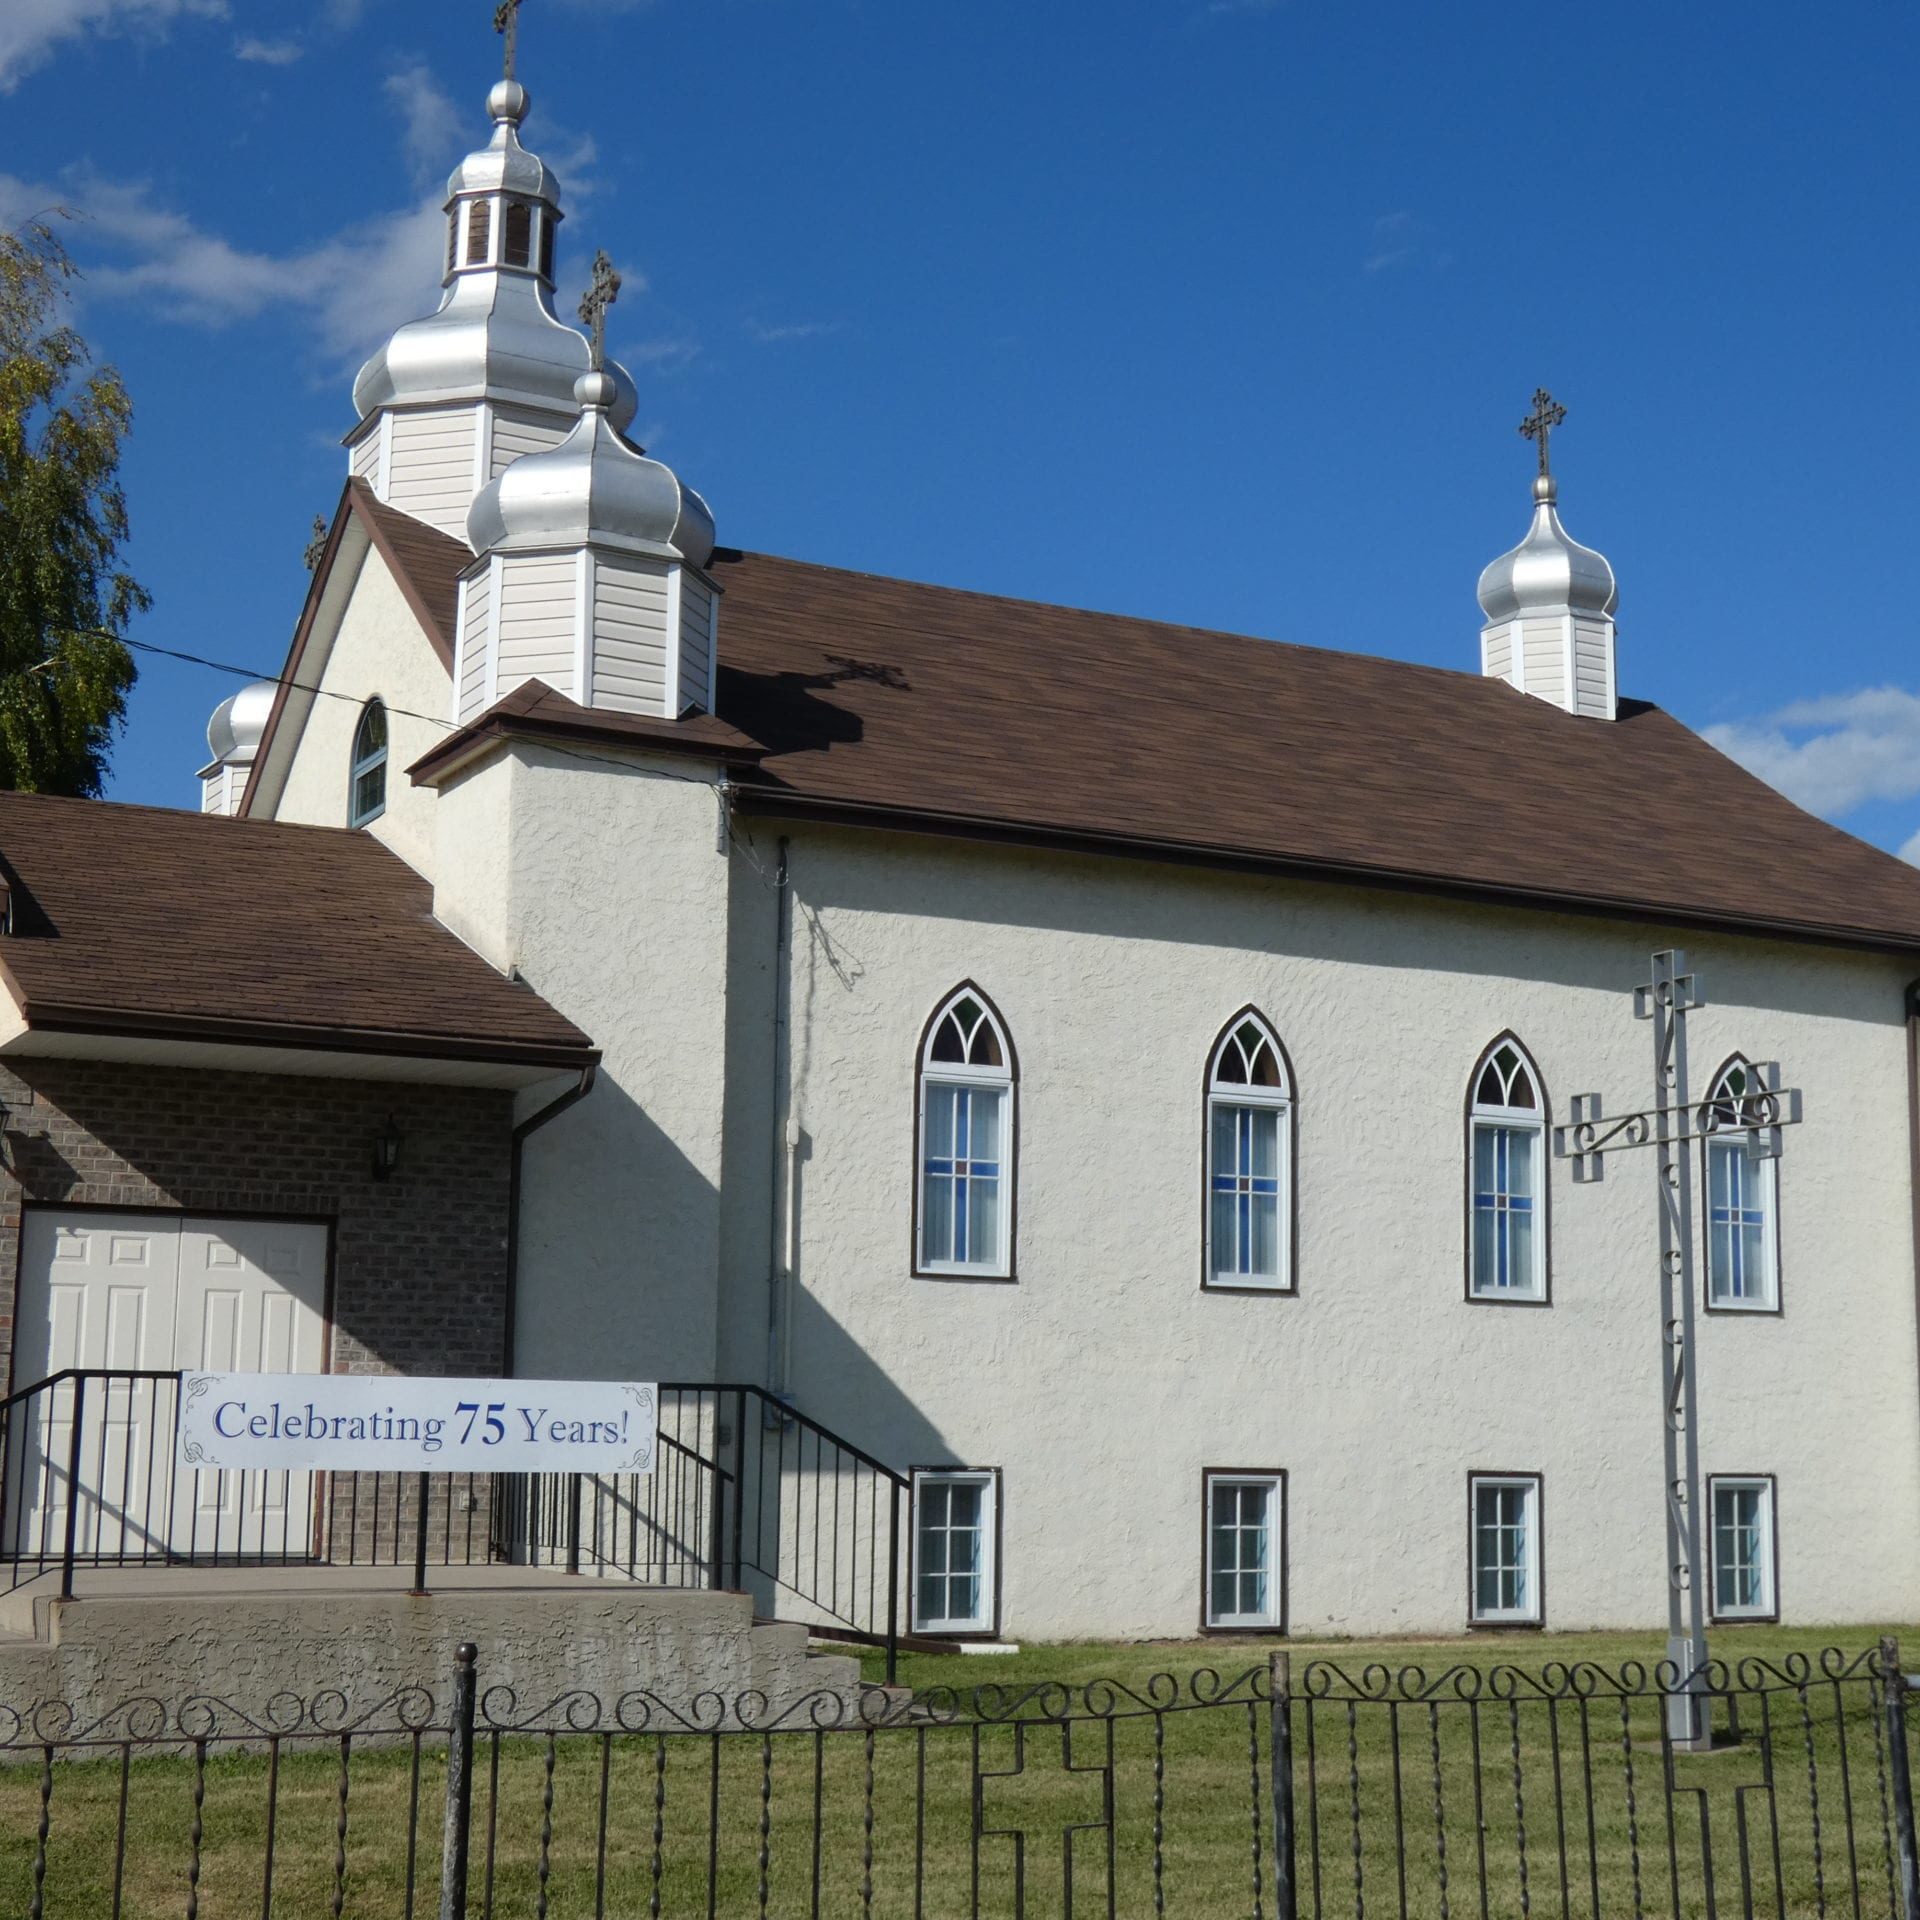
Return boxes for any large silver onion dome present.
[1477,473,1617,623]
[206,679,277,763]
[351,281,640,424]
[467,371,715,566]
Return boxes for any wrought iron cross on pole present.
[1519,387,1567,479]
[579,251,621,372]
[1553,951,1803,1750]
[493,0,523,82]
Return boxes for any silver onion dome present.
[446,81,557,204]
[467,371,716,565]
[206,679,277,763]
[349,82,637,430]
[1476,472,1618,624]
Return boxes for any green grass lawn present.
[0,1621,1910,1917]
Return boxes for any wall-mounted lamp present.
[371,1116,403,1182]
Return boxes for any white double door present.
[9,1211,328,1561]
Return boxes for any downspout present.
[503,1062,598,1376]
[766,838,794,1399]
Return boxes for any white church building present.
[2,51,1917,1647]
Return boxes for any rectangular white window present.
[1706,1140,1778,1309]
[1471,1123,1543,1299]
[1208,1105,1285,1285]
[1710,1477,1776,1619]
[920,1083,1007,1275]
[912,1470,996,1634]
[1470,1474,1542,1624]
[1205,1472,1283,1629]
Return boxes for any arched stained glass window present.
[1704,1057,1780,1310]
[916,987,1015,1277]
[1205,1011,1293,1290]
[1468,1037,1547,1301]
[349,699,389,828]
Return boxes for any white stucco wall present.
[430,742,736,1384]
[701,827,1920,1642]
[268,545,453,879]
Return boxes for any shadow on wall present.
[514,1072,729,1383]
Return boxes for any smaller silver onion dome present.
[206,679,277,764]
[446,83,558,206]
[467,372,716,566]
[1476,473,1618,624]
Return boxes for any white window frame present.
[348,698,389,828]
[1204,1012,1293,1292]
[1703,1059,1781,1312]
[910,1469,998,1635]
[915,988,1014,1279]
[1203,1470,1285,1630]
[1468,1038,1548,1303]
[1469,1473,1543,1625]
[1708,1475,1777,1621]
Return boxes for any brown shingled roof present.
[0,792,595,1071]
[703,550,1920,954]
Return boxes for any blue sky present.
[4,0,1917,852]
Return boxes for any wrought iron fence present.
[0,1641,1914,1919]
[0,1372,913,1676]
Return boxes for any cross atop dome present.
[494,0,524,81]
[1518,387,1566,489]
[579,252,621,373]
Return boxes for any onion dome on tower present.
[198,679,276,816]
[1476,390,1619,721]
[345,9,636,543]
[456,253,720,725]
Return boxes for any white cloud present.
[745,318,843,343]
[0,0,226,91]
[1899,826,1920,867]
[0,166,445,373]
[384,62,465,191]
[234,34,302,64]
[1705,688,1920,820]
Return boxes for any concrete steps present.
[0,1566,870,1729]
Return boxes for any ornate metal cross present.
[579,250,621,371]
[493,0,523,81]
[1518,387,1567,479]
[1552,951,1804,1750]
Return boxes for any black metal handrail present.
[0,1371,917,1678]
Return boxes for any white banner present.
[178,1374,657,1475]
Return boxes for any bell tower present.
[344,6,637,542]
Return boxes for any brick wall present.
[0,1059,516,1386]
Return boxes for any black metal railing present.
[0,1640,1915,1918]
[0,1371,915,1677]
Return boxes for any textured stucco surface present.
[270,543,453,876]
[0,1582,860,1727]
[726,829,1920,1642]
[433,742,733,1381]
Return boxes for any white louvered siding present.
[348,428,380,485]
[1519,616,1568,708]
[458,568,494,723]
[1482,623,1514,685]
[490,406,568,478]
[1571,617,1614,719]
[494,554,580,700]
[678,573,716,712]
[590,559,670,713]
[384,406,479,536]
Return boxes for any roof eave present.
[731,788,1920,960]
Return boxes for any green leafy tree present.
[0,216,144,795]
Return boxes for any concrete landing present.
[0,1565,868,1729]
